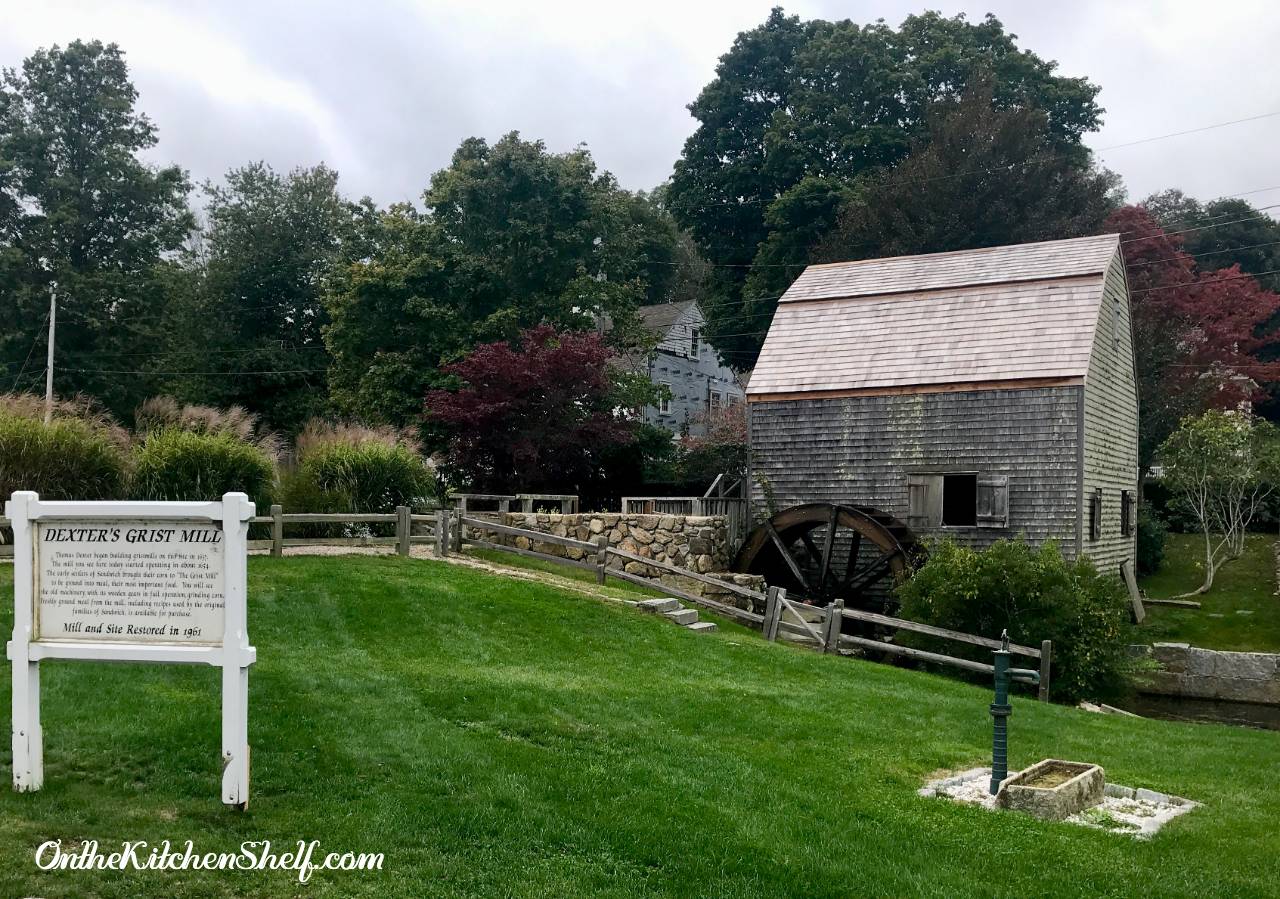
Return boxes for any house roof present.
[636,300,696,337]
[748,234,1122,399]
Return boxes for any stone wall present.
[501,512,730,573]
[1133,643,1280,705]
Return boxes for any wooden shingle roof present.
[748,234,1121,399]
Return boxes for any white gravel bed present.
[919,767,1198,838]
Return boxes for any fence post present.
[1038,640,1052,702]
[270,504,283,558]
[763,586,781,642]
[823,599,844,654]
[436,509,449,558]
[560,497,572,514]
[595,536,608,585]
[453,514,464,553]
[395,506,411,557]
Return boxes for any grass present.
[1,555,1278,897]
[463,547,669,600]
[1138,533,1280,651]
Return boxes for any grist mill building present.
[746,233,1138,576]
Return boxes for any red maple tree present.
[1106,206,1280,475]
[425,326,634,493]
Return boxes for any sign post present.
[6,491,256,808]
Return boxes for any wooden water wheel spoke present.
[818,506,838,592]
[843,531,862,586]
[734,503,920,610]
[845,554,896,594]
[765,520,812,595]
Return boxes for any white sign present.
[36,519,226,644]
[7,492,256,808]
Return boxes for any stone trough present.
[920,763,1198,838]
[995,759,1104,821]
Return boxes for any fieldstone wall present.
[502,512,731,572]
[1133,642,1280,705]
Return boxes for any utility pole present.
[43,281,56,425]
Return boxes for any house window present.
[690,327,701,358]
[1121,490,1133,537]
[1090,488,1103,541]
[709,390,722,410]
[941,474,978,527]
[658,383,672,415]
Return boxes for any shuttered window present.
[976,476,1009,528]
[1089,488,1103,541]
[908,472,1007,529]
[1121,490,1133,537]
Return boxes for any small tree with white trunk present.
[1160,409,1280,595]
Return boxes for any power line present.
[8,313,49,392]
[657,109,1280,214]
[1092,110,1280,153]
[58,367,329,377]
[1129,268,1280,295]
[1121,206,1280,243]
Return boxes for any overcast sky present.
[2,1,1278,212]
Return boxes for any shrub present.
[280,421,436,534]
[0,393,130,501]
[1136,506,1168,577]
[896,538,1132,703]
[132,429,276,512]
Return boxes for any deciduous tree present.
[325,134,680,427]
[1160,410,1280,594]
[668,9,1102,366]
[0,40,192,417]
[424,326,635,494]
[1106,206,1280,479]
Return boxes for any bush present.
[279,422,436,535]
[132,429,276,512]
[896,539,1132,703]
[0,393,130,501]
[1136,506,1168,577]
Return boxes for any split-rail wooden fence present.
[1,507,1051,699]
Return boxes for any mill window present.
[941,474,978,527]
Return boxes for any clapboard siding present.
[749,387,1082,555]
[1080,251,1139,574]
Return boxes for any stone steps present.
[633,597,717,634]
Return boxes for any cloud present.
[2,0,1278,212]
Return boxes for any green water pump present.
[989,629,1040,795]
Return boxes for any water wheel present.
[732,503,921,611]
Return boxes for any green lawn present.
[462,547,669,600]
[1138,533,1280,651]
[2,556,1279,897]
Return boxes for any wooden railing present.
[453,493,578,515]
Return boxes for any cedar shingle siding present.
[750,387,1082,555]
[1080,254,1140,572]
[747,235,1138,577]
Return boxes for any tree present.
[668,9,1101,366]
[424,326,634,493]
[0,40,192,417]
[161,162,365,434]
[1105,206,1280,479]
[1143,190,1280,289]
[679,403,749,487]
[325,133,680,427]
[814,79,1116,264]
[1160,410,1280,595]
